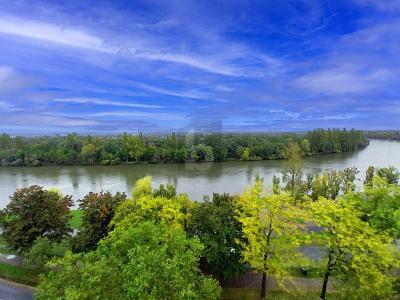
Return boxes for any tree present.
[36,222,221,300]
[308,167,358,201]
[348,175,400,238]
[121,132,146,162]
[188,193,245,280]
[282,141,304,201]
[311,197,399,299]
[25,236,69,270]
[191,144,214,162]
[364,166,399,186]
[152,183,176,199]
[0,186,73,252]
[72,191,127,252]
[80,143,99,165]
[112,177,194,231]
[235,178,308,299]
[300,138,311,156]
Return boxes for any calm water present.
[0,139,399,208]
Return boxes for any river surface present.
[0,139,399,208]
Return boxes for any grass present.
[0,236,17,255]
[69,209,83,229]
[221,287,340,300]
[0,261,39,286]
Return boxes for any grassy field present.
[0,262,39,286]
[69,210,83,229]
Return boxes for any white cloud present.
[295,68,391,94]
[0,17,117,53]
[91,111,187,121]
[354,0,400,11]
[53,97,163,109]
[0,15,278,77]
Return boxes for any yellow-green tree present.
[282,141,304,201]
[235,177,309,299]
[311,197,400,299]
[112,176,194,231]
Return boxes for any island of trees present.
[0,141,398,299]
[0,128,367,166]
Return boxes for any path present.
[0,278,34,300]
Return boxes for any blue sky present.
[0,0,399,134]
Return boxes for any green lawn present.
[69,210,83,229]
[0,262,39,286]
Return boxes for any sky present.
[0,0,399,134]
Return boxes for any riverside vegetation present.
[0,129,367,166]
[0,141,399,299]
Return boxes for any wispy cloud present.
[0,17,116,53]
[53,97,163,109]
[295,68,391,94]
[91,111,187,121]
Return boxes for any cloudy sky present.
[0,0,399,134]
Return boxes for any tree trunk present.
[260,223,273,300]
[320,250,335,300]
[320,268,330,300]
[260,272,267,300]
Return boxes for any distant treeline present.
[365,130,400,141]
[0,129,367,166]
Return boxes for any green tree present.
[235,178,309,299]
[113,177,194,231]
[0,186,73,252]
[80,143,99,165]
[300,138,311,155]
[72,191,127,252]
[282,141,304,201]
[188,193,245,280]
[24,236,69,270]
[36,222,221,300]
[349,175,400,238]
[364,166,399,186]
[311,197,400,299]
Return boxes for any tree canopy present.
[0,186,72,252]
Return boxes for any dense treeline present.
[365,130,400,141]
[1,159,399,298]
[0,129,367,166]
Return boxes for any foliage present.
[235,177,309,298]
[36,221,221,300]
[72,191,127,252]
[0,185,72,252]
[308,167,358,200]
[348,175,400,238]
[0,129,366,166]
[132,175,152,199]
[152,183,176,199]
[282,141,304,200]
[311,197,400,299]
[113,177,194,230]
[364,165,399,185]
[188,193,245,280]
[24,237,69,270]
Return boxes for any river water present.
[0,139,399,207]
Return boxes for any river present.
[0,139,399,207]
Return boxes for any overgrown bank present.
[0,129,367,166]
